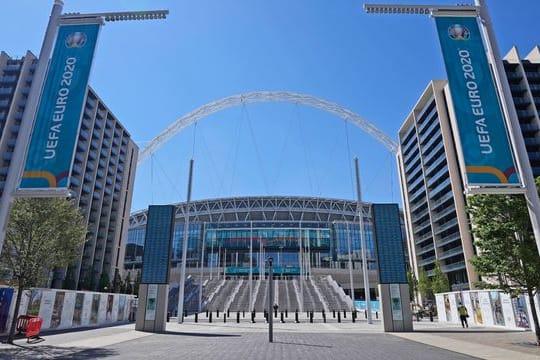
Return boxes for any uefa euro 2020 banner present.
[435,16,520,187]
[19,23,100,190]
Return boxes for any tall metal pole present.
[209,236,214,280]
[198,222,205,313]
[177,159,194,323]
[0,0,64,254]
[346,222,355,309]
[267,257,274,343]
[355,157,372,324]
[298,223,304,312]
[249,221,253,310]
[475,0,540,256]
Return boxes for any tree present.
[133,270,141,296]
[467,183,540,344]
[0,197,85,343]
[417,266,433,301]
[431,260,450,294]
[406,269,418,301]
[99,272,111,292]
[124,272,132,294]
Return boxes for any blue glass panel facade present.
[141,205,175,284]
[372,204,407,284]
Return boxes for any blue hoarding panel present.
[20,23,100,190]
[141,205,175,284]
[435,16,519,186]
[373,204,406,284]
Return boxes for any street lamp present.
[61,10,169,23]
[364,0,540,257]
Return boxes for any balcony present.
[438,246,463,260]
[417,255,436,267]
[433,218,458,235]
[414,231,433,245]
[436,232,461,248]
[442,260,466,272]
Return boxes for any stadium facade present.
[397,46,540,292]
[0,50,138,290]
[126,196,405,311]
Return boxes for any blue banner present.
[435,16,519,186]
[20,23,100,190]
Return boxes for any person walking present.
[457,302,469,328]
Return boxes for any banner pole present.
[475,0,540,256]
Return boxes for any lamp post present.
[364,1,540,258]
[267,257,274,343]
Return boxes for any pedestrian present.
[457,302,469,328]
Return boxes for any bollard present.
[237,312,240,323]
[209,312,213,323]
[206,310,209,317]
[285,309,288,318]
[195,313,198,323]
[365,310,368,319]
[322,310,326,323]
[251,311,256,323]
[338,311,341,323]
[309,311,313,323]
[333,310,336,318]
[224,313,227,323]
[184,310,188,319]
[274,309,278,318]
[280,312,284,323]
[376,311,378,319]
[352,310,355,323]
[295,310,299,323]
[243,311,245,318]
[343,310,346,319]
[429,311,433,322]
[167,312,171,322]
[227,309,230,318]
[217,310,220,318]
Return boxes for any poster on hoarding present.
[90,294,100,324]
[50,291,65,328]
[512,295,530,329]
[39,290,55,329]
[490,291,505,326]
[61,291,75,329]
[117,296,126,321]
[0,288,14,333]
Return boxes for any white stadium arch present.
[137,91,398,165]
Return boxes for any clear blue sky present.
[1,0,539,212]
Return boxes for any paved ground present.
[0,314,538,360]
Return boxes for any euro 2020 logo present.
[65,32,87,48]
[448,24,470,41]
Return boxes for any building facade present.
[398,46,540,291]
[0,51,138,290]
[126,196,405,298]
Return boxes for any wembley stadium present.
[125,196,404,313]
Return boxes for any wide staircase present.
[174,275,353,313]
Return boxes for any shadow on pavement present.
[159,331,242,338]
[273,340,333,348]
[413,329,526,334]
[0,344,117,360]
